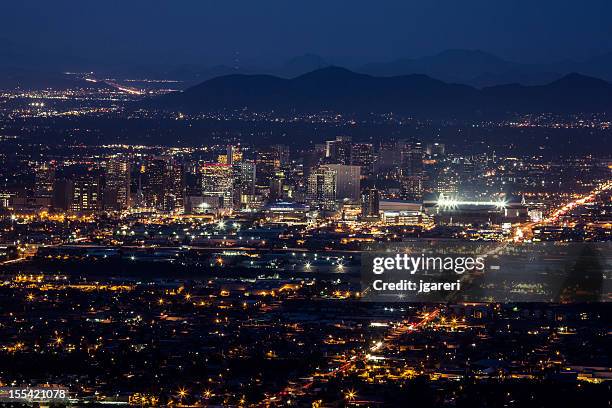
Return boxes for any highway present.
[513,179,612,242]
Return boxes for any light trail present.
[513,179,612,241]
[0,257,26,266]
[260,308,440,405]
[84,77,145,95]
[541,179,612,224]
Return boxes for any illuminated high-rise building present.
[232,161,256,207]
[326,164,361,202]
[271,144,290,168]
[325,136,352,164]
[105,155,131,210]
[184,162,202,198]
[163,160,185,212]
[401,141,424,175]
[350,143,373,175]
[142,158,166,208]
[307,166,337,211]
[401,141,424,200]
[374,142,401,171]
[139,157,185,211]
[361,187,380,218]
[308,164,361,210]
[269,171,285,201]
[402,176,423,201]
[256,150,278,187]
[227,145,240,165]
[435,167,459,195]
[34,162,55,198]
[71,173,100,213]
[201,163,234,209]
[235,161,256,194]
[219,145,243,165]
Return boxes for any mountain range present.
[357,49,612,87]
[153,67,612,117]
[4,39,612,88]
[151,50,612,88]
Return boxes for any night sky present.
[1,0,611,66]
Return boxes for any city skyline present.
[0,2,610,406]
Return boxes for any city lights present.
[0,11,609,405]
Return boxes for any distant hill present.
[481,73,612,112]
[162,54,330,85]
[358,49,612,87]
[4,40,612,88]
[360,49,518,85]
[141,50,612,88]
[278,53,330,77]
[151,67,612,117]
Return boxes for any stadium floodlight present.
[437,194,509,209]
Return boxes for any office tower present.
[271,144,290,168]
[435,167,459,195]
[52,178,73,211]
[34,162,55,198]
[256,150,279,187]
[226,145,240,165]
[232,161,256,208]
[351,143,374,175]
[142,158,166,208]
[71,173,100,213]
[220,145,244,165]
[201,163,234,209]
[374,142,402,171]
[139,157,185,211]
[401,141,424,175]
[163,160,185,212]
[233,161,256,197]
[308,164,361,209]
[269,171,285,201]
[401,176,423,201]
[325,136,352,164]
[105,155,131,210]
[325,164,361,202]
[0,192,10,209]
[401,141,424,200]
[361,188,380,218]
[184,167,202,198]
[307,166,337,211]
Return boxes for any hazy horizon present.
[1,0,611,70]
